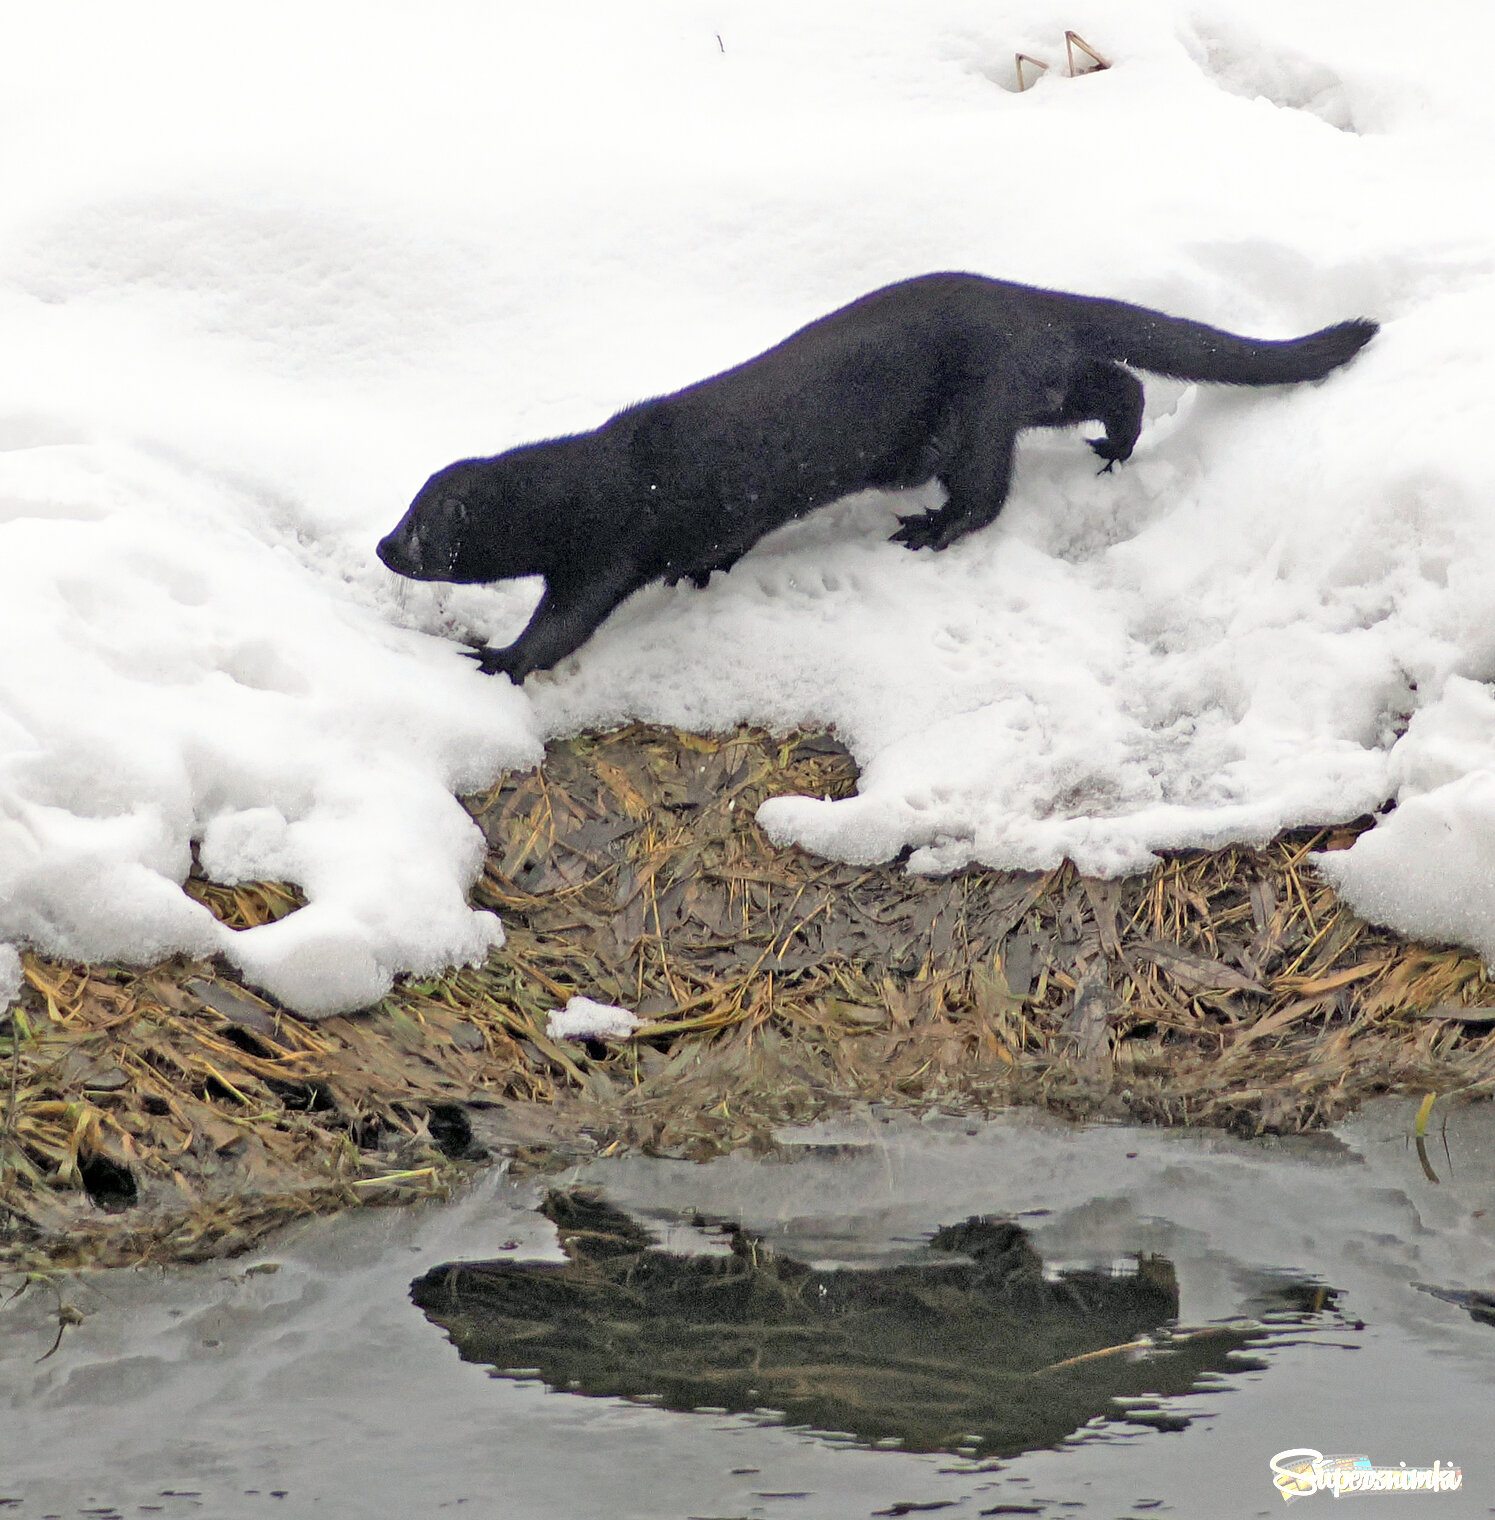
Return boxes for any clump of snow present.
[3,0,1495,1010]
[1319,678,1495,960]
[0,944,21,1012]
[547,997,643,1043]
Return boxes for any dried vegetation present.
[5,725,1495,1271]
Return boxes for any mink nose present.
[376,530,416,574]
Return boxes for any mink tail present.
[1070,295,1378,385]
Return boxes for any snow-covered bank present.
[3,0,1494,1013]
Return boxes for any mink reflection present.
[412,1188,1339,1458]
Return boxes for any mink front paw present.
[1088,438,1131,472]
[890,510,949,551]
[465,644,523,679]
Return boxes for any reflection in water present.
[1414,1281,1495,1328]
[412,1189,1329,1458]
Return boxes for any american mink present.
[378,273,1376,679]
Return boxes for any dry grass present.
[5,724,1495,1271]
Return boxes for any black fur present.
[378,273,1376,679]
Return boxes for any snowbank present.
[2,0,1493,1013]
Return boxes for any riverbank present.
[5,725,1493,1271]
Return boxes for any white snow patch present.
[1320,678,1495,961]
[0,944,20,1012]
[0,441,539,1015]
[547,997,643,1043]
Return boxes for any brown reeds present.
[4,724,1494,1271]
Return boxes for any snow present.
[547,997,644,1044]
[1318,678,1495,962]
[2,0,1493,1015]
[0,944,19,1013]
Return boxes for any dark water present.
[5,1101,1492,1518]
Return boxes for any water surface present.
[5,1099,1492,1518]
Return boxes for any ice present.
[3,0,1494,1013]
